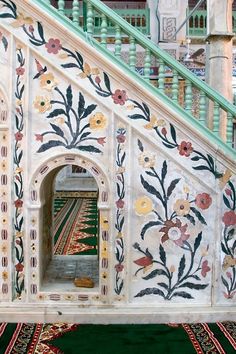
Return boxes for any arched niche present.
[28,154,110,295]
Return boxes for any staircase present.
[0,0,235,322]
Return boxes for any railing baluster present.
[101,14,108,48]
[226,112,233,146]
[158,59,165,93]
[87,2,94,36]
[172,69,178,104]
[144,48,151,81]
[213,102,220,136]
[129,36,136,71]
[185,80,192,113]
[114,24,121,59]
[199,91,206,125]
[72,0,79,26]
[58,0,65,15]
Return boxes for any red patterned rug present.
[53,197,98,255]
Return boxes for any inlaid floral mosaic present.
[13,45,25,299]
[0,0,235,306]
[133,139,212,301]
[114,127,126,296]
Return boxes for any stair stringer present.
[0,0,235,322]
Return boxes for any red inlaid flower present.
[116,199,124,209]
[159,219,190,246]
[16,67,25,76]
[45,38,62,54]
[14,199,23,208]
[177,141,193,157]
[15,132,23,141]
[15,263,24,272]
[201,260,211,277]
[222,211,236,226]
[35,134,43,142]
[134,256,152,267]
[112,89,128,105]
[97,137,106,146]
[116,134,126,143]
[115,263,124,272]
[28,25,34,33]
[195,193,212,210]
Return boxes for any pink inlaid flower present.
[225,188,232,196]
[116,199,124,209]
[177,141,193,157]
[201,260,211,277]
[112,89,128,105]
[159,219,190,246]
[95,76,101,84]
[115,263,124,272]
[15,132,23,141]
[195,193,212,210]
[116,134,126,143]
[45,38,62,54]
[15,263,24,272]
[223,291,236,299]
[161,127,167,136]
[222,211,236,226]
[97,137,106,146]
[134,256,152,267]
[28,25,34,33]
[226,271,232,279]
[16,67,25,76]
[35,134,43,142]
[14,199,23,208]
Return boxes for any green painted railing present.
[56,2,150,35]
[188,9,236,37]
[38,0,236,147]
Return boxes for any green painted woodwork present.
[101,13,108,48]
[58,0,65,16]
[188,9,236,37]
[199,92,207,125]
[72,0,80,26]
[213,102,220,136]
[172,70,179,104]
[185,80,192,114]
[34,0,236,158]
[129,36,136,71]
[158,59,165,93]
[114,24,122,59]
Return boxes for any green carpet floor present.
[0,322,235,353]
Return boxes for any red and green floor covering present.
[0,322,235,353]
[53,196,98,256]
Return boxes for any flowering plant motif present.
[128,102,223,179]
[114,128,126,295]
[33,69,106,153]
[221,180,236,299]
[133,140,211,300]
[0,30,8,51]
[14,47,25,298]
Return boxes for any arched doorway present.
[40,164,99,291]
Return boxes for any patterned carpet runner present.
[0,322,235,353]
[53,196,98,256]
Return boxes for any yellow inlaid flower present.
[100,216,109,231]
[144,115,166,130]
[1,244,7,253]
[15,231,24,238]
[11,13,33,28]
[116,232,123,238]
[16,99,22,106]
[55,117,65,125]
[79,63,100,78]
[134,196,153,216]
[219,169,232,189]
[14,167,23,174]
[170,265,175,273]
[39,73,58,91]
[1,160,6,171]
[126,104,135,110]
[138,151,156,168]
[101,242,108,258]
[33,96,52,113]
[89,112,107,130]
[173,199,190,216]
[183,185,190,194]
[2,271,8,281]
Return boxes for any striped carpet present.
[53,197,98,255]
